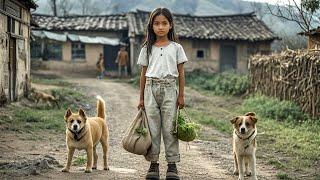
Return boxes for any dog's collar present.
[235,130,255,140]
[68,126,86,141]
[235,130,256,149]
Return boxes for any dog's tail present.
[96,95,106,119]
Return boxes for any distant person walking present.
[115,46,129,78]
[96,53,105,79]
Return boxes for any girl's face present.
[152,14,172,38]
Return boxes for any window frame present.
[47,42,63,61]
[71,42,86,61]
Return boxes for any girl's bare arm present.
[138,66,148,109]
[177,63,185,108]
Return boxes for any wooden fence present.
[249,50,320,118]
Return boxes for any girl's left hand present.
[177,95,184,109]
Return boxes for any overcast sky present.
[244,0,301,5]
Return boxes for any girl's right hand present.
[137,100,145,110]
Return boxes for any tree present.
[49,0,57,16]
[267,0,320,33]
[58,0,73,16]
[250,2,268,20]
[79,0,91,15]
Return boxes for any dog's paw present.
[245,171,252,176]
[84,168,92,173]
[104,166,110,171]
[251,176,258,180]
[61,168,69,172]
[238,177,245,180]
[233,170,239,175]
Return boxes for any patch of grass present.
[268,159,285,169]
[239,94,307,122]
[128,75,140,87]
[51,88,87,109]
[7,106,66,132]
[73,156,86,166]
[239,94,320,175]
[186,70,249,96]
[188,109,232,134]
[1,86,89,133]
[276,172,292,180]
[31,77,71,86]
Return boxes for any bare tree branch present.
[251,2,267,20]
[267,0,320,33]
[58,0,74,16]
[49,0,57,16]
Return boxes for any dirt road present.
[0,73,276,179]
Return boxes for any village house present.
[31,9,278,75]
[31,14,128,74]
[0,0,37,104]
[298,27,320,49]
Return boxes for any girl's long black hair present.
[142,7,178,61]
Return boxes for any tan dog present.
[230,112,258,180]
[62,96,109,173]
[31,90,59,108]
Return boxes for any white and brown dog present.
[230,112,258,180]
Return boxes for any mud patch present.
[0,155,60,178]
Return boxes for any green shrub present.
[128,75,140,86]
[51,88,87,109]
[32,77,71,86]
[276,172,292,180]
[240,94,307,122]
[186,70,249,96]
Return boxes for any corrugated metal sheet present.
[31,30,119,45]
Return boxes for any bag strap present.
[140,109,150,129]
[181,107,192,123]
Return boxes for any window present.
[72,43,85,60]
[0,0,4,10]
[30,41,42,59]
[7,17,15,33]
[196,50,204,58]
[47,42,62,60]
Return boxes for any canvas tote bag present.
[122,109,151,155]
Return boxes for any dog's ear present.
[78,108,87,120]
[245,112,256,117]
[250,116,258,124]
[64,108,72,121]
[230,117,239,124]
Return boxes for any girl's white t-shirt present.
[137,41,188,79]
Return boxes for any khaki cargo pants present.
[144,77,180,163]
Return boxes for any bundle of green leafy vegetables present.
[135,127,148,137]
[174,111,200,142]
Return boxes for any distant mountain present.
[33,0,302,35]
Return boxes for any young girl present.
[137,7,188,180]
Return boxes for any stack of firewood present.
[249,49,320,118]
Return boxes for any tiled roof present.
[32,10,278,41]
[32,14,128,31]
[128,10,278,41]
